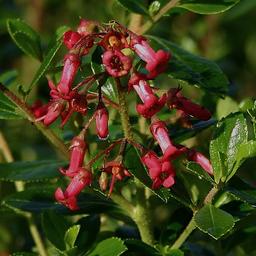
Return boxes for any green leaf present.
[186,162,215,184]
[227,188,256,208]
[75,215,101,253]
[148,36,228,95]
[210,113,248,183]
[178,0,240,14]
[231,140,256,179]
[87,237,127,256]
[101,77,118,103]
[42,211,70,251]
[2,187,121,215]
[64,225,80,250]
[116,0,149,15]
[7,19,42,60]
[0,160,66,182]
[29,26,69,91]
[194,204,235,239]
[124,239,161,256]
[0,70,18,86]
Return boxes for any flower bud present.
[95,103,109,140]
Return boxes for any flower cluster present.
[32,20,213,210]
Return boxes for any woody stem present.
[115,78,154,246]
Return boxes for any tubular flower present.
[43,100,65,126]
[55,168,92,210]
[133,80,166,118]
[60,136,87,177]
[102,50,132,77]
[141,151,176,189]
[150,120,180,159]
[30,100,49,119]
[57,53,81,95]
[187,149,213,175]
[63,30,82,50]
[77,19,98,36]
[131,37,170,78]
[102,161,130,196]
[167,88,211,121]
[95,102,109,140]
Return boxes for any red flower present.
[43,100,65,126]
[131,38,170,78]
[102,50,132,77]
[167,88,211,121]
[98,31,128,50]
[102,161,130,196]
[63,30,82,50]
[150,120,180,159]
[133,80,166,118]
[77,19,98,36]
[57,53,81,95]
[95,102,109,140]
[187,149,213,175]
[141,151,176,189]
[60,136,87,177]
[30,100,49,119]
[55,168,92,210]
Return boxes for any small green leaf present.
[88,237,127,256]
[42,211,70,251]
[194,204,235,239]
[149,1,161,16]
[148,36,228,95]
[116,0,149,15]
[101,77,118,103]
[178,0,240,14]
[210,113,248,183]
[186,162,215,184]
[64,225,80,250]
[0,160,66,182]
[7,19,42,60]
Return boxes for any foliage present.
[0,0,256,255]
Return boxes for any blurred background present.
[0,0,256,254]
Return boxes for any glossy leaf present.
[7,19,42,60]
[0,160,66,182]
[116,0,149,15]
[87,237,127,256]
[227,188,256,208]
[210,113,248,183]
[148,36,228,95]
[64,225,80,250]
[186,162,215,184]
[2,187,121,215]
[178,0,240,15]
[42,211,70,251]
[194,204,235,239]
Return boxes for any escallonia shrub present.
[30,20,213,211]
